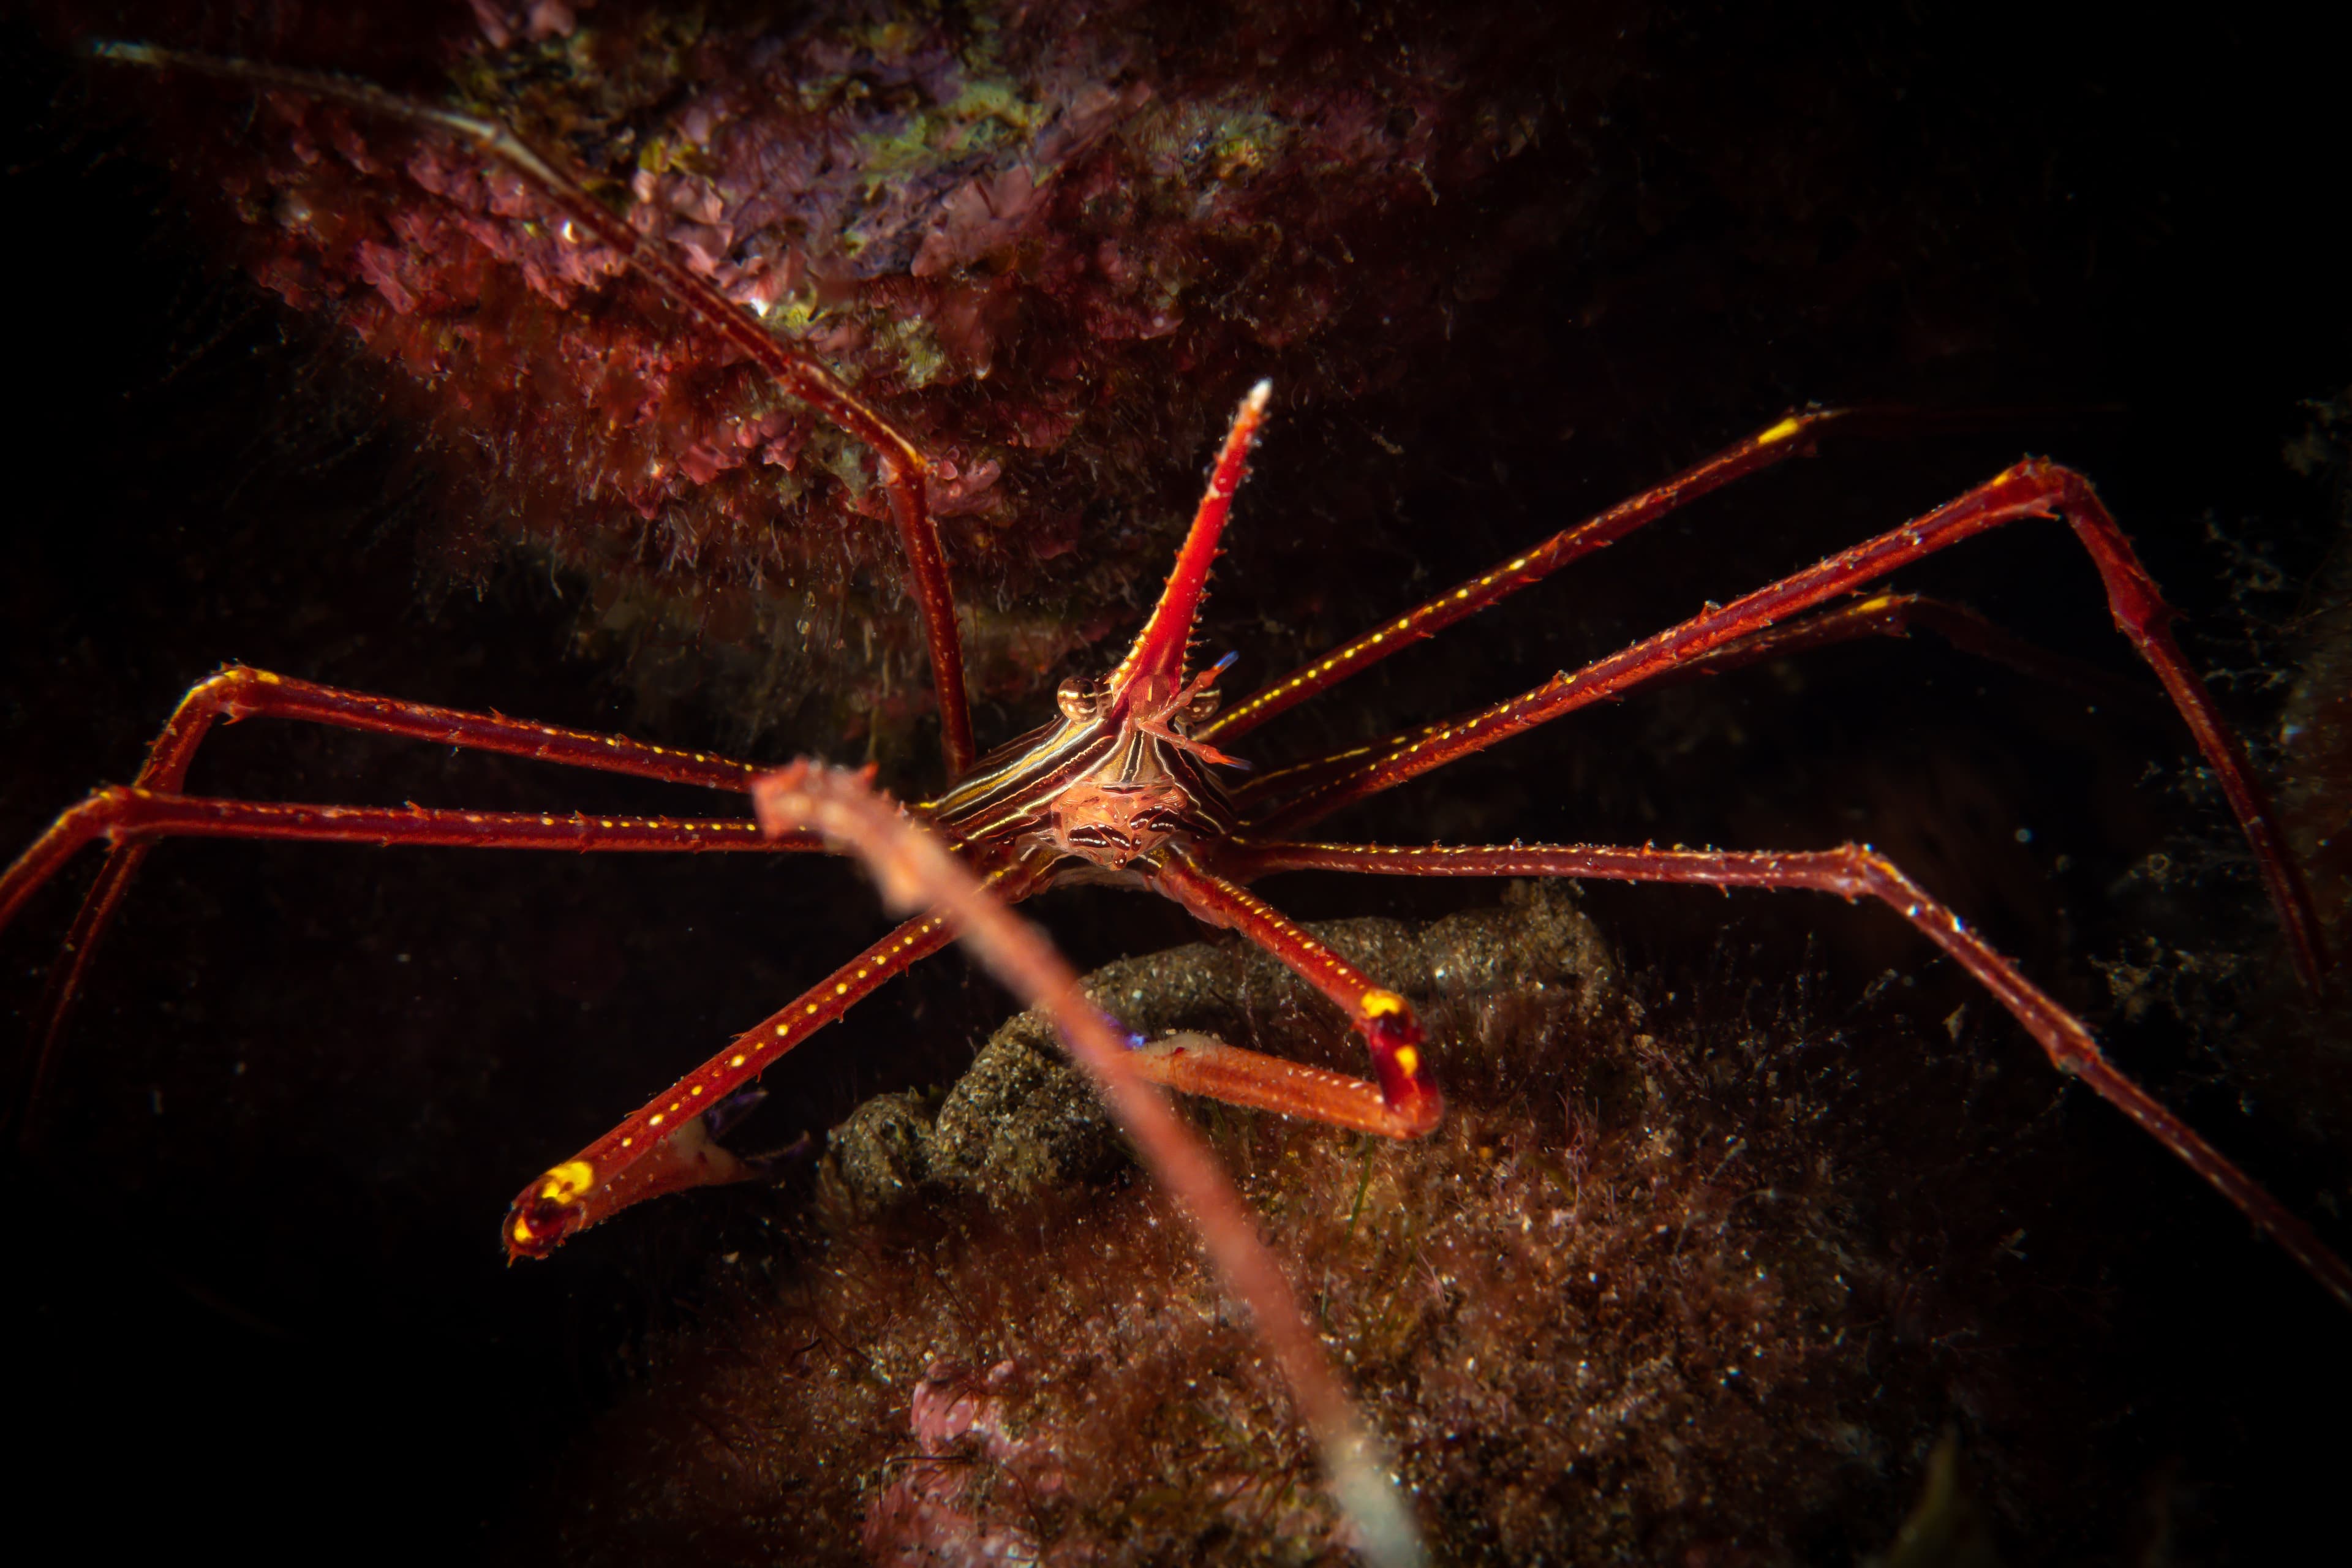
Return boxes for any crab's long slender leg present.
[752,763,1423,1568]
[15,665,774,1131]
[1115,1030,1419,1136]
[1214,837,2352,1311]
[1202,409,1853,744]
[1246,462,2328,990]
[92,665,771,797]
[1145,845,1443,1136]
[94,44,977,777]
[3,788,821,1140]
[1233,589,2163,812]
[502,875,1009,1259]
[3,791,818,940]
[1658,591,2171,711]
[1206,404,2119,744]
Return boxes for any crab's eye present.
[1057,676,1104,721]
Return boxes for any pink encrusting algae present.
[72,0,1634,749]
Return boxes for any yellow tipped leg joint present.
[503,1159,598,1261]
[504,1201,560,1261]
[1360,989,1441,1133]
[537,1159,596,1205]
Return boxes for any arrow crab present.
[6,13,2347,1561]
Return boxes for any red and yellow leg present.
[1,785,822,1145]
[1651,590,2169,713]
[1142,845,1442,1136]
[1220,837,2352,1312]
[503,862,1036,1257]
[18,665,777,1118]
[1232,587,2161,816]
[1202,404,2112,744]
[1201,409,1851,744]
[2,790,813,938]
[105,665,769,798]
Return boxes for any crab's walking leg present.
[3,792,816,939]
[502,884,998,1258]
[92,666,771,796]
[1659,591,2171,712]
[1248,462,2328,989]
[1144,846,1443,1136]
[1205,404,2115,743]
[95,44,977,777]
[1234,590,2163,812]
[1220,837,2352,1312]
[13,665,775,1134]
[1202,409,1853,743]
[2,791,817,1142]
[752,763,1424,1568]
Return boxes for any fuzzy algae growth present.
[534,884,2060,1563]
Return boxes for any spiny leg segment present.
[1213,837,2352,1311]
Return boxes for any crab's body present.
[924,685,1237,880]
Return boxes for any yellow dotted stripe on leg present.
[1757,415,1804,445]
[1394,1046,1420,1077]
[538,1159,595,1204]
[1361,989,1408,1020]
